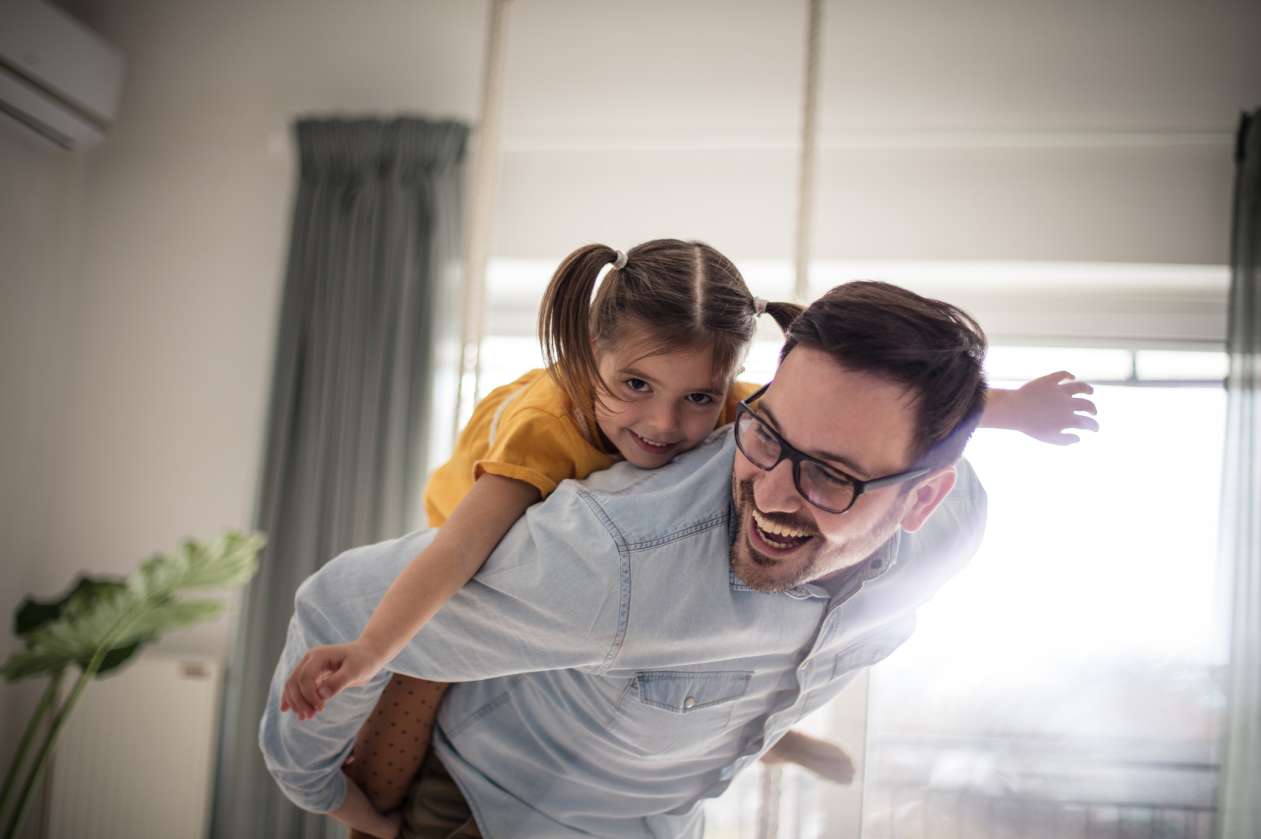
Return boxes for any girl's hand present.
[279,641,387,720]
[1004,370,1099,445]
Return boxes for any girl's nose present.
[650,401,682,436]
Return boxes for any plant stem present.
[2,640,115,839]
[0,671,63,824]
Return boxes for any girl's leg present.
[344,674,451,839]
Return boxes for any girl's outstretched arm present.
[281,474,541,719]
[980,370,1099,445]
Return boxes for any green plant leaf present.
[130,531,264,600]
[14,578,128,638]
[125,600,224,638]
[2,531,263,684]
[0,649,68,681]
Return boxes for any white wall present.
[0,121,85,801]
[24,0,484,644]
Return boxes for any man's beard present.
[729,477,904,593]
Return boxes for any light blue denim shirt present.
[260,430,986,838]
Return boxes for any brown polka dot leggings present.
[345,674,450,839]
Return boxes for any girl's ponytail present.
[762,300,804,335]
[538,243,620,439]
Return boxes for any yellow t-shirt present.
[423,368,759,527]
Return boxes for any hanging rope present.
[794,0,824,302]
[454,0,512,440]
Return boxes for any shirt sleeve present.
[474,407,589,498]
[257,482,625,813]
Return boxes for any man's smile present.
[747,507,816,559]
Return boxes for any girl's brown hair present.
[539,239,801,443]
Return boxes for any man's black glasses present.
[733,383,933,515]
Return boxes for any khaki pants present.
[400,750,482,839]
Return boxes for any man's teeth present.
[752,510,811,540]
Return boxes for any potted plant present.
[0,531,264,839]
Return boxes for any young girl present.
[279,239,1097,838]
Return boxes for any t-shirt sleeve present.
[474,407,587,498]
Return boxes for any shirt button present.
[684,696,697,709]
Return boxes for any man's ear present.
[898,466,957,533]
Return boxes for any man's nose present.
[753,458,801,514]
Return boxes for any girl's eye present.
[624,378,650,393]
[685,393,715,406]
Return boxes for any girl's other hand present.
[1008,370,1099,445]
[279,641,387,720]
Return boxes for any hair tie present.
[611,250,628,270]
[753,297,768,315]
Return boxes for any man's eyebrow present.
[759,402,871,478]
[621,367,723,395]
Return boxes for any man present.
[260,281,989,838]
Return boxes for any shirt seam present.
[576,489,633,675]
[623,512,731,552]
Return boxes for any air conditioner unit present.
[0,0,124,150]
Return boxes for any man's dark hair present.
[779,280,988,467]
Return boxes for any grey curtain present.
[1217,110,1260,839]
[210,117,468,839]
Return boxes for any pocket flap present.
[635,670,752,713]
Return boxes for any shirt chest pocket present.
[606,670,752,757]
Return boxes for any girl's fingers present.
[296,667,326,717]
[283,679,307,718]
[317,662,358,700]
[1069,396,1098,415]
[1070,414,1101,433]
[1062,380,1094,396]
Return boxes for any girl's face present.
[594,334,731,469]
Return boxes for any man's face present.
[730,346,956,592]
